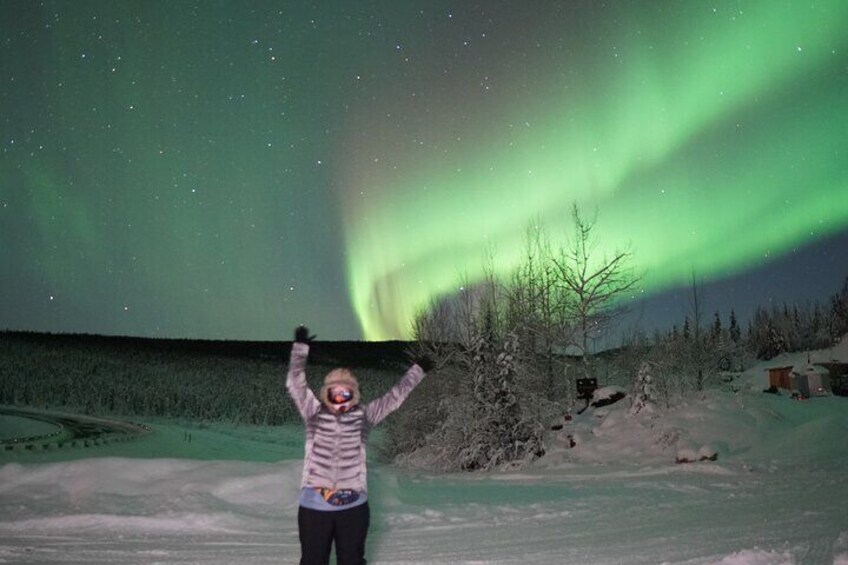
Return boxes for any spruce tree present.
[729,309,741,343]
[831,276,848,340]
[711,311,723,341]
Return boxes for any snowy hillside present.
[1,341,846,564]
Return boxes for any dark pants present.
[297,503,370,565]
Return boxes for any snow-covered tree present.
[760,321,787,360]
[630,362,656,415]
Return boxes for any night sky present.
[2,1,847,341]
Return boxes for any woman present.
[286,325,430,565]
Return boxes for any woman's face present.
[327,386,353,406]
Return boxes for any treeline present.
[746,279,848,359]
[626,275,848,407]
[0,333,404,425]
[652,277,848,361]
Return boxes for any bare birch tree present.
[505,221,573,390]
[553,204,641,378]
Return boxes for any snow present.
[0,415,60,441]
[592,385,627,402]
[1,346,847,564]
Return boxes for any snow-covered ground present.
[0,415,60,441]
[1,342,847,564]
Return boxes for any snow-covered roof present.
[791,364,829,376]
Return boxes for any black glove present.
[294,325,316,344]
[411,353,434,373]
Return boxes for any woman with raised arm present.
[285,325,431,565]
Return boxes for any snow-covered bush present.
[387,329,556,471]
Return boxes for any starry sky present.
[2,1,847,342]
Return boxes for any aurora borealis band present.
[2,2,848,341]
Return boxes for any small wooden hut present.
[767,366,793,390]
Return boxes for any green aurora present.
[2,1,847,341]
[341,2,848,340]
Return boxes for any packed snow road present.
[0,456,845,564]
